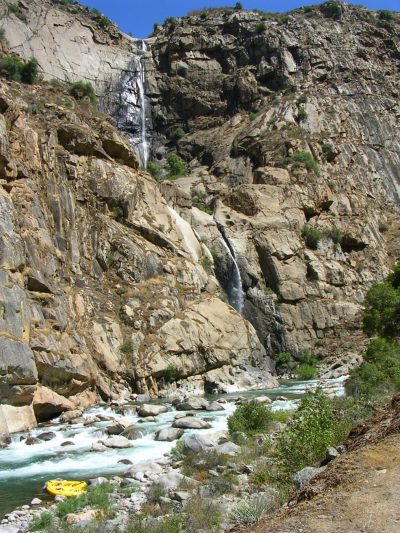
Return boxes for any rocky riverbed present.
[0,378,346,531]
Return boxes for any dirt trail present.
[252,434,400,533]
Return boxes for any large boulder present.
[106,419,131,435]
[137,404,168,417]
[293,466,327,489]
[0,337,38,406]
[183,431,228,453]
[175,397,208,411]
[172,418,211,430]
[33,385,74,422]
[0,404,36,436]
[155,428,184,442]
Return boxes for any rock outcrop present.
[148,4,400,361]
[0,49,275,436]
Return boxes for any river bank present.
[0,377,347,529]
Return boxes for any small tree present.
[228,400,272,435]
[234,2,243,10]
[166,152,187,179]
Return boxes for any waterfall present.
[139,40,149,168]
[114,40,150,168]
[214,219,244,314]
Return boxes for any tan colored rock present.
[33,385,74,421]
[0,404,37,435]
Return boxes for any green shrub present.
[166,152,187,180]
[235,2,243,10]
[278,151,319,175]
[303,5,314,13]
[298,94,308,104]
[229,493,277,526]
[164,363,178,383]
[98,15,112,28]
[200,11,207,19]
[302,224,322,249]
[69,80,97,104]
[147,160,161,179]
[21,57,39,84]
[363,275,400,338]
[152,22,160,34]
[274,389,346,482]
[346,338,400,398]
[297,108,308,122]
[127,515,183,533]
[0,27,6,41]
[170,439,185,461]
[184,497,222,533]
[255,22,266,32]
[296,363,317,380]
[0,56,38,84]
[277,15,290,25]
[164,16,175,25]
[228,400,273,436]
[7,3,27,23]
[30,511,54,531]
[273,351,293,369]
[147,482,166,503]
[322,142,335,161]
[249,111,259,120]
[49,77,64,88]
[328,228,343,244]
[169,127,185,141]
[320,1,342,19]
[120,338,133,354]
[378,10,394,21]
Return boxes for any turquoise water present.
[0,377,346,518]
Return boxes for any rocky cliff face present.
[147,3,400,371]
[0,69,275,439]
[0,1,399,438]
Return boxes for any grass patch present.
[229,493,278,526]
[164,363,179,383]
[147,160,161,179]
[120,339,133,354]
[278,151,319,175]
[69,81,97,104]
[56,482,114,518]
[184,497,222,533]
[30,511,54,531]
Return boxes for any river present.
[0,377,346,518]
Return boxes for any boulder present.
[0,404,36,435]
[205,401,225,411]
[293,466,326,489]
[172,418,211,430]
[121,427,144,440]
[137,404,168,417]
[33,385,74,421]
[106,419,131,435]
[175,397,208,411]
[89,477,108,486]
[59,410,83,423]
[0,337,38,405]
[155,428,184,442]
[37,431,56,441]
[183,431,228,453]
[101,436,134,449]
[157,472,195,490]
[25,436,41,446]
[128,461,163,477]
[255,396,272,404]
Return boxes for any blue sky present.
[80,1,399,37]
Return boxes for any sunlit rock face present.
[148,4,400,365]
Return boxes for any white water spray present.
[138,40,149,168]
[215,219,244,313]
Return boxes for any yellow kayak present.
[46,479,87,498]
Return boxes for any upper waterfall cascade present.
[115,40,150,168]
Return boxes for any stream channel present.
[0,377,346,518]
